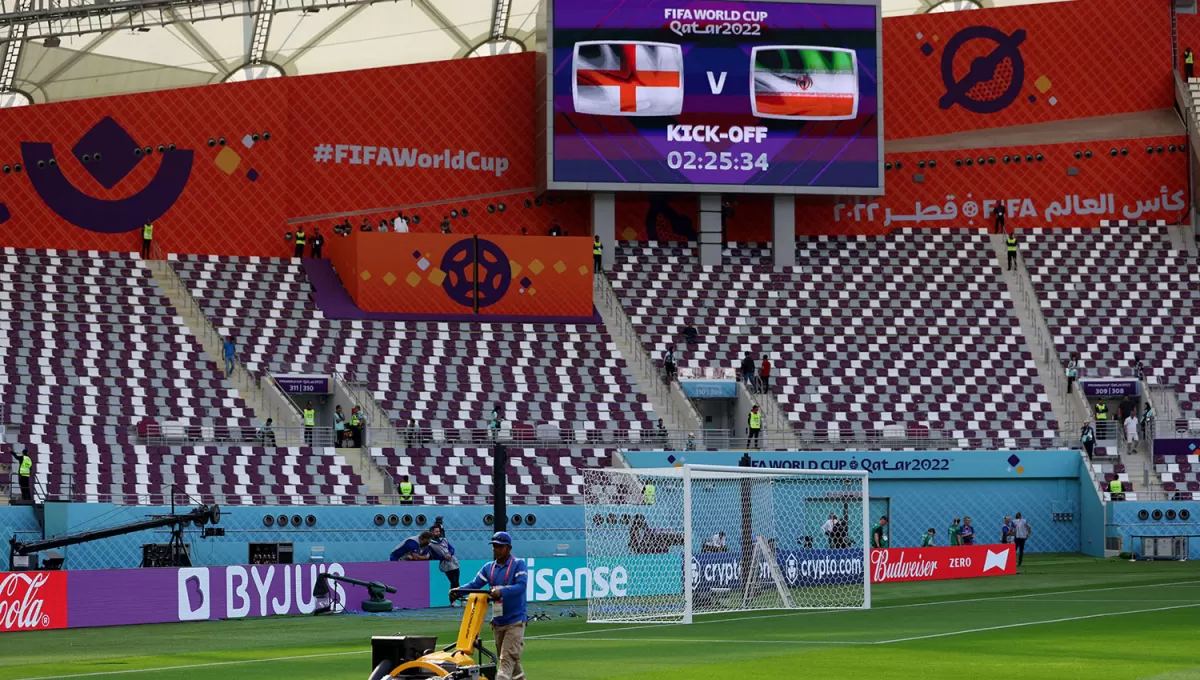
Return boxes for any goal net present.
[582,464,869,624]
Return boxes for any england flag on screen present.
[750,46,859,120]
[572,41,684,117]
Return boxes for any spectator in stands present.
[1066,353,1079,393]
[1081,423,1096,459]
[1094,400,1110,438]
[821,513,837,548]
[921,528,936,547]
[1012,512,1031,566]
[303,402,316,445]
[747,405,762,449]
[1132,356,1145,381]
[12,447,32,501]
[1140,403,1156,441]
[347,406,360,447]
[1108,477,1124,500]
[221,336,235,377]
[356,406,369,447]
[395,213,410,233]
[334,406,346,447]
[389,531,433,561]
[377,218,390,233]
[1118,396,1135,425]
[441,219,452,234]
[360,218,373,232]
[992,200,1006,234]
[655,418,668,446]
[549,221,563,237]
[740,353,756,392]
[872,516,889,548]
[142,219,155,258]
[428,524,460,601]
[948,517,962,546]
[593,235,603,272]
[759,356,772,393]
[398,475,415,504]
[489,407,502,442]
[1005,230,1018,271]
[1124,411,1139,451]
[685,432,697,451]
[663,345,677,382]
[311,228,325,258]
[960,516,976,545]
[1001,515,1014,544]
[405,417,419,447]
[258,418,276,447]
[293,226,306,258]
[681,322,698,346]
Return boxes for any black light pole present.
[493,443,508,533]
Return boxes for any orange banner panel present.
[330,233,594,319]
[348,233,465,315]
[478,236,594,318]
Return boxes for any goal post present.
[582,464,870,624]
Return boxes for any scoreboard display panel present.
[543,0,883,195]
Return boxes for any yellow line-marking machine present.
[368,589,498,679]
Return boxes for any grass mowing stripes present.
[1,555,1197,680]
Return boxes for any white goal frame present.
[586,464,871,624]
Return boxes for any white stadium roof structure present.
[0,0,1063,105]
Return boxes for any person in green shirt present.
[948,517,962,546]
[871,516,889,548]
[920,528,936,547]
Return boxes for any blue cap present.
[489,531,512,546]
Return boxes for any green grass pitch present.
[2,555,1198,680]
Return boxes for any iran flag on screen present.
[751,46,859,120]
[573,41,684,117]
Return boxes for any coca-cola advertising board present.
[869,545,1018,583]
[0,571,69,632]
[0,562,429,633]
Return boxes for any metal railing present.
[132,425,338,448]
[594,274,702,431]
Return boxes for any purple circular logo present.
[938,26,1027,114]
[439,238,512,308]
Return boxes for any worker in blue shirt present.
[388,531,432,561]
[453,531,527,680]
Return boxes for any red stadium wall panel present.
[795,136,1189,235]
[282,56,535,220]
[329,232,593,318]
[0,54,538,258]
[883,0,1174,140]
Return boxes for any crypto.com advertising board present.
[545,0,883,195]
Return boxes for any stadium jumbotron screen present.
[543,0,883,195]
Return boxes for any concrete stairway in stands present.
[991,232,1083,429]
[594,276,703,436]
[145,259,304,434]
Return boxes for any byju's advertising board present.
[0,562,429,633]
[544,0,883,195]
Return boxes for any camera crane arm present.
[9,504,221,556]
